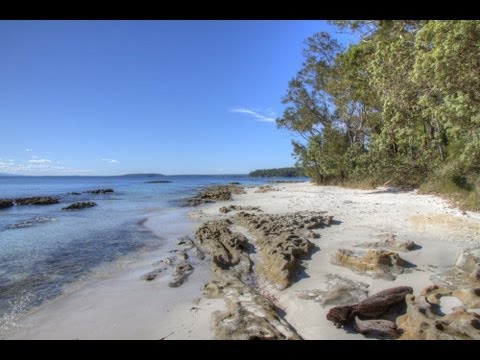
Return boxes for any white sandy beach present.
[10,182,480,339]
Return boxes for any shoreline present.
[7,207,221,340]
[7,182,480,339]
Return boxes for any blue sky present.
[0,21,352,175]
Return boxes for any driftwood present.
[326,286,413,328]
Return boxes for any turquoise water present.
[0,175,303,322]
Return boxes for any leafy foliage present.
[277,20,480,209]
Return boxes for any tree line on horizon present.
[249,167,304,177]
[277,20,480,209]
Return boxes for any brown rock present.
[331,249,412,280]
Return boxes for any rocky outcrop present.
[183,185,246,206]
[6,216,54,229]
[145,180,172,183]
[195,219,251,276]
[219,205,262,213]
[326,286,413,338]
[177,236,205,260]
[61,202,97,210]
[296,274,369,306]
[169,260,194,288]
[67,192,82,195]
[203,279,302,340]
[229,182,241,185]
[356,233,418,252]
[0,199,14,209]
[84,189,114,194]
[331,249,413,280]
[234,211,332,289]
[14,197,59,205]
[396,285,480,340]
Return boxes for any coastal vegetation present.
[249,167,304,177]
[277,20,480,210]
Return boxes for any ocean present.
[0,174,302,336]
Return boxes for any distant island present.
[119,173,164,177]
[249,167,304,177]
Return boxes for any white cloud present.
[101,158,119,164]
[25,149,32,152]
[0,160,91,175]
[218,168,225,172]
[28,159,52,164]
[230,107,276,123]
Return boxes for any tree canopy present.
[277,20,480,209]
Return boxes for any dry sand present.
[189,182,480,339]
[10,182,480,339]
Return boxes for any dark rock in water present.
[83,189,114,194]
[14,196,59,205]
[67,192,82,195]
[62,202,97,210]
[229,182,241,185]
[6,216,54,229]
[0,199,14,209]
[145,180,172,184]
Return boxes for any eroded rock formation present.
[203,279,302,340]
[396,286,480,340]
[331,249,413,280]
[183,185,246,206]
[219,205,262,213]
[234,211,332,289]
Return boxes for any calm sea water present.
[0,174,303,330]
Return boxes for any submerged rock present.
[61,202,97,210]
[6,216,54,229]
[331,249,413,280]
[83,189,114,194]
[204,279,302,340]
[145,180,172,184]
[0,199,14,209]
[14,196,59,205]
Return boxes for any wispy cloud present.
[101,158,119,164]
[0,160,91,175]
[230,107,276,123]
[28,159,52,164]
[25,149,32,152]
